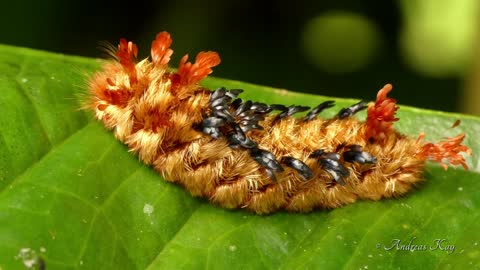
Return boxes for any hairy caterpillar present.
[87,31,471,214]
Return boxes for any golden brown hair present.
[87,31,471,214]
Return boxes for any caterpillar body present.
[88,31,471,214]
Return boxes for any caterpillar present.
[87,31,471,214]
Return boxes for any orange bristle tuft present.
[116,38,138,84]
[151,31,173,66]
[365,83,399,142]
[176,51,221,86]
[417,133,472,170]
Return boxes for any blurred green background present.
[2,0,480,115]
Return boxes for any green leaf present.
[0,44,479,270]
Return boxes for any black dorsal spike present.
[269,104,288,112]
[212,109,234,122]
[274,105,310,123]
[303,100,335,122]
[251,102,272,114]
[281,157,314,180]
[310,150,349,185]
[202,127,222,139]
[337,100,368,119]
[201,116,226,128]
[250,148,284,174]
[210,87,227,101]
[319,157,349,185]
[226,89,243,99]
[343,145,377,164]
[210,96,231,108]
[235,100,253,117]
[231,98,242,109]
[227,124,258,149]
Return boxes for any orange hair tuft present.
[417,133,472,170]
[176,51,221,86]
[116,38,138,84]
[365,83,399,142]
[151,31,173,66]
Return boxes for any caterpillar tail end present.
[416,132,472,170]
[365,84,471,170]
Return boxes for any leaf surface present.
[0,45,479,270]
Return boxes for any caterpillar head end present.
[88,31,221,163]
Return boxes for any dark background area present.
[2,0,479,114]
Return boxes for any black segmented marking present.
[250,148,284,181]
[303,100,335,122]
[210,87,243,122]
[314,152,350,185]
[234,100,253,117]
[227,124,258,149]
[337,100,368,119]
[225,89,244,98]
[199,88,377,184]
[274,105,310,123]
[211,96,231,108]
[199,116,226,139]
[250,102,272,114]
[210,87,226,100]
[239,115,265,132]
[234,100,273,115]
[212,109,234,122]
[268,104,288,112]
[231,98,243,109]
[343,145,377,164]
[281,157,314,180]
[200,127,222,139]
[234,100,267,132]
[201,116,226,127]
